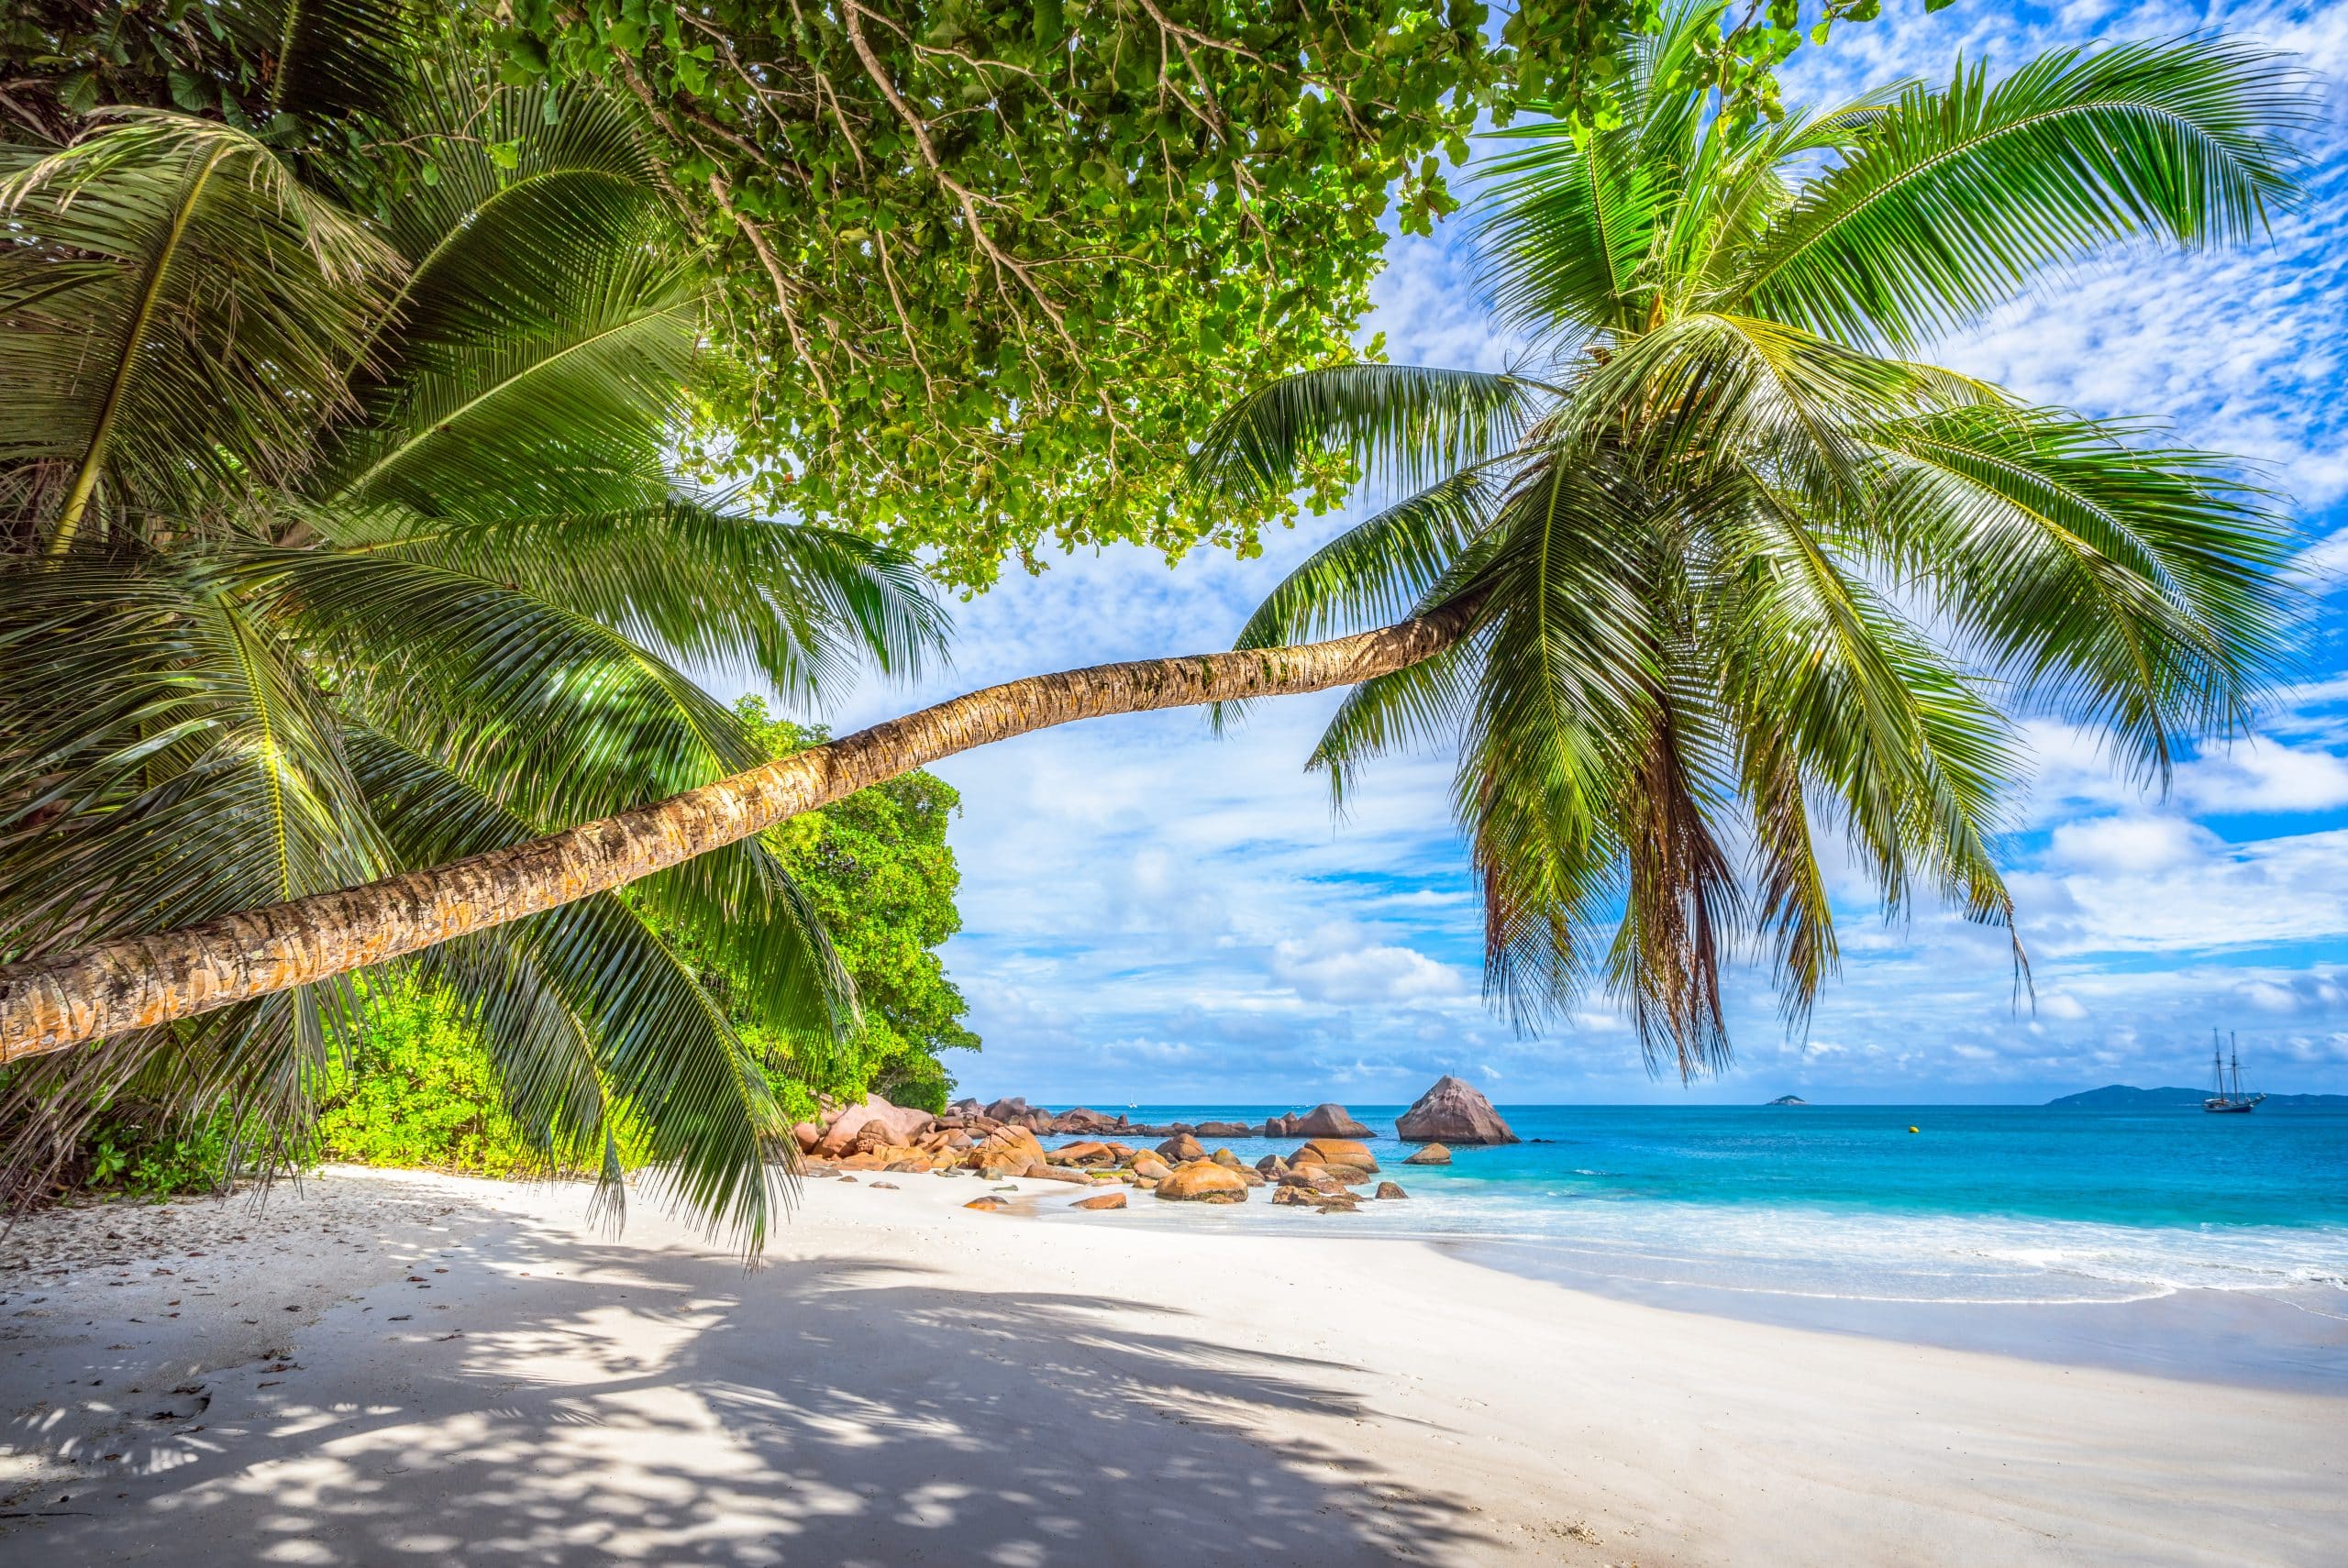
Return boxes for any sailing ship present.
[2204,1031,2265,1113]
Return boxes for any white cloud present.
[2047,815,2214,875]
[2181,738,2348,812]
[1268,927,1470,1004]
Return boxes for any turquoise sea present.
[1039,1104,2348,1335]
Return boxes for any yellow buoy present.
[1908,1125,1920,1134]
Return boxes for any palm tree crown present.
[1195,5,2309,1076]
[0,47,944,1242]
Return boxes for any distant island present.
[2047,1085,2348,1109]
[1767,1095,1808,1106]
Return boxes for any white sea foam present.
[1048,1175,2348,1306]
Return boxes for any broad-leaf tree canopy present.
[9,0,1922,585]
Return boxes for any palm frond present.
[318,499,947,699]
[347,725,794,1242]
[1189,364,1538,506]
[0,112,399,547]
[1863,405,2298,778]
[1740,38,2310,351]
[216,0,419,121]
[1475,118,1676,337]
[252,547,764,812]
[316,216,700,523]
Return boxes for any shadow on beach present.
[2,1192,1497,1566]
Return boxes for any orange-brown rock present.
[1403,1143,1452,1165]
[1024,1162,1093,1185]
[1156,1133,1205,1162]
[791,1121,823,1154]
[1278,1165,1346,1195]
[1152,1160,1249,1203]
[1129,1154,1173,1181]
[1057,1141,1117,1165]
[1208,1147,1246,1170]
[1269,1184,1314,1206]
[1374,1181,1407,1199]
[1300,1138,1379,1173]
[964,1196,1009,1211]
[1265,1103,1374,1139]
[1071,1191,1127,1210]
[820,1092,936,1156]
[983,1125,1048,1165]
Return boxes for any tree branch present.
[0,599,1485,1059]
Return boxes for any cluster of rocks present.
[938,1098,1398,1143]
[792,1093,1423,1215]
[934,1082,1523,1147]
[793,1078,1517,1217]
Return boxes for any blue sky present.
[735,0,2348,1107]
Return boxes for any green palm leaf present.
[1741,39,2310,351]
[1190,363,1540,505]
[0,112,398,549]
[319,499,947,700]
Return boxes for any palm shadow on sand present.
[5,1199,1497,1566]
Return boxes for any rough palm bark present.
[0,602,1479,1060]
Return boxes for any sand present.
[0,1164,2340,1566]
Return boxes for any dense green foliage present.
[309,985,590,1179]
[59,1099,249,1199]
[5,0,1929,586]
[1197,5,2306,1075]
[729,700,979,1114]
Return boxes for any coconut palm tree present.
[1192,6,2307,1073]
[0,12,2309,1132]
[0,59,943,1241]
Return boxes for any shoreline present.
[1448,1238,2348,1395]
[3,1165,2343,1565]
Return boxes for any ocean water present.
[1038,1104,2348,1314]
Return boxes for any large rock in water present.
[1265,1103,1373,1139]
[1393,1076,1519,1144]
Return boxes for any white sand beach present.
[1,1165,2341,1567]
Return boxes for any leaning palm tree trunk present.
[0,602,1479,1060]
